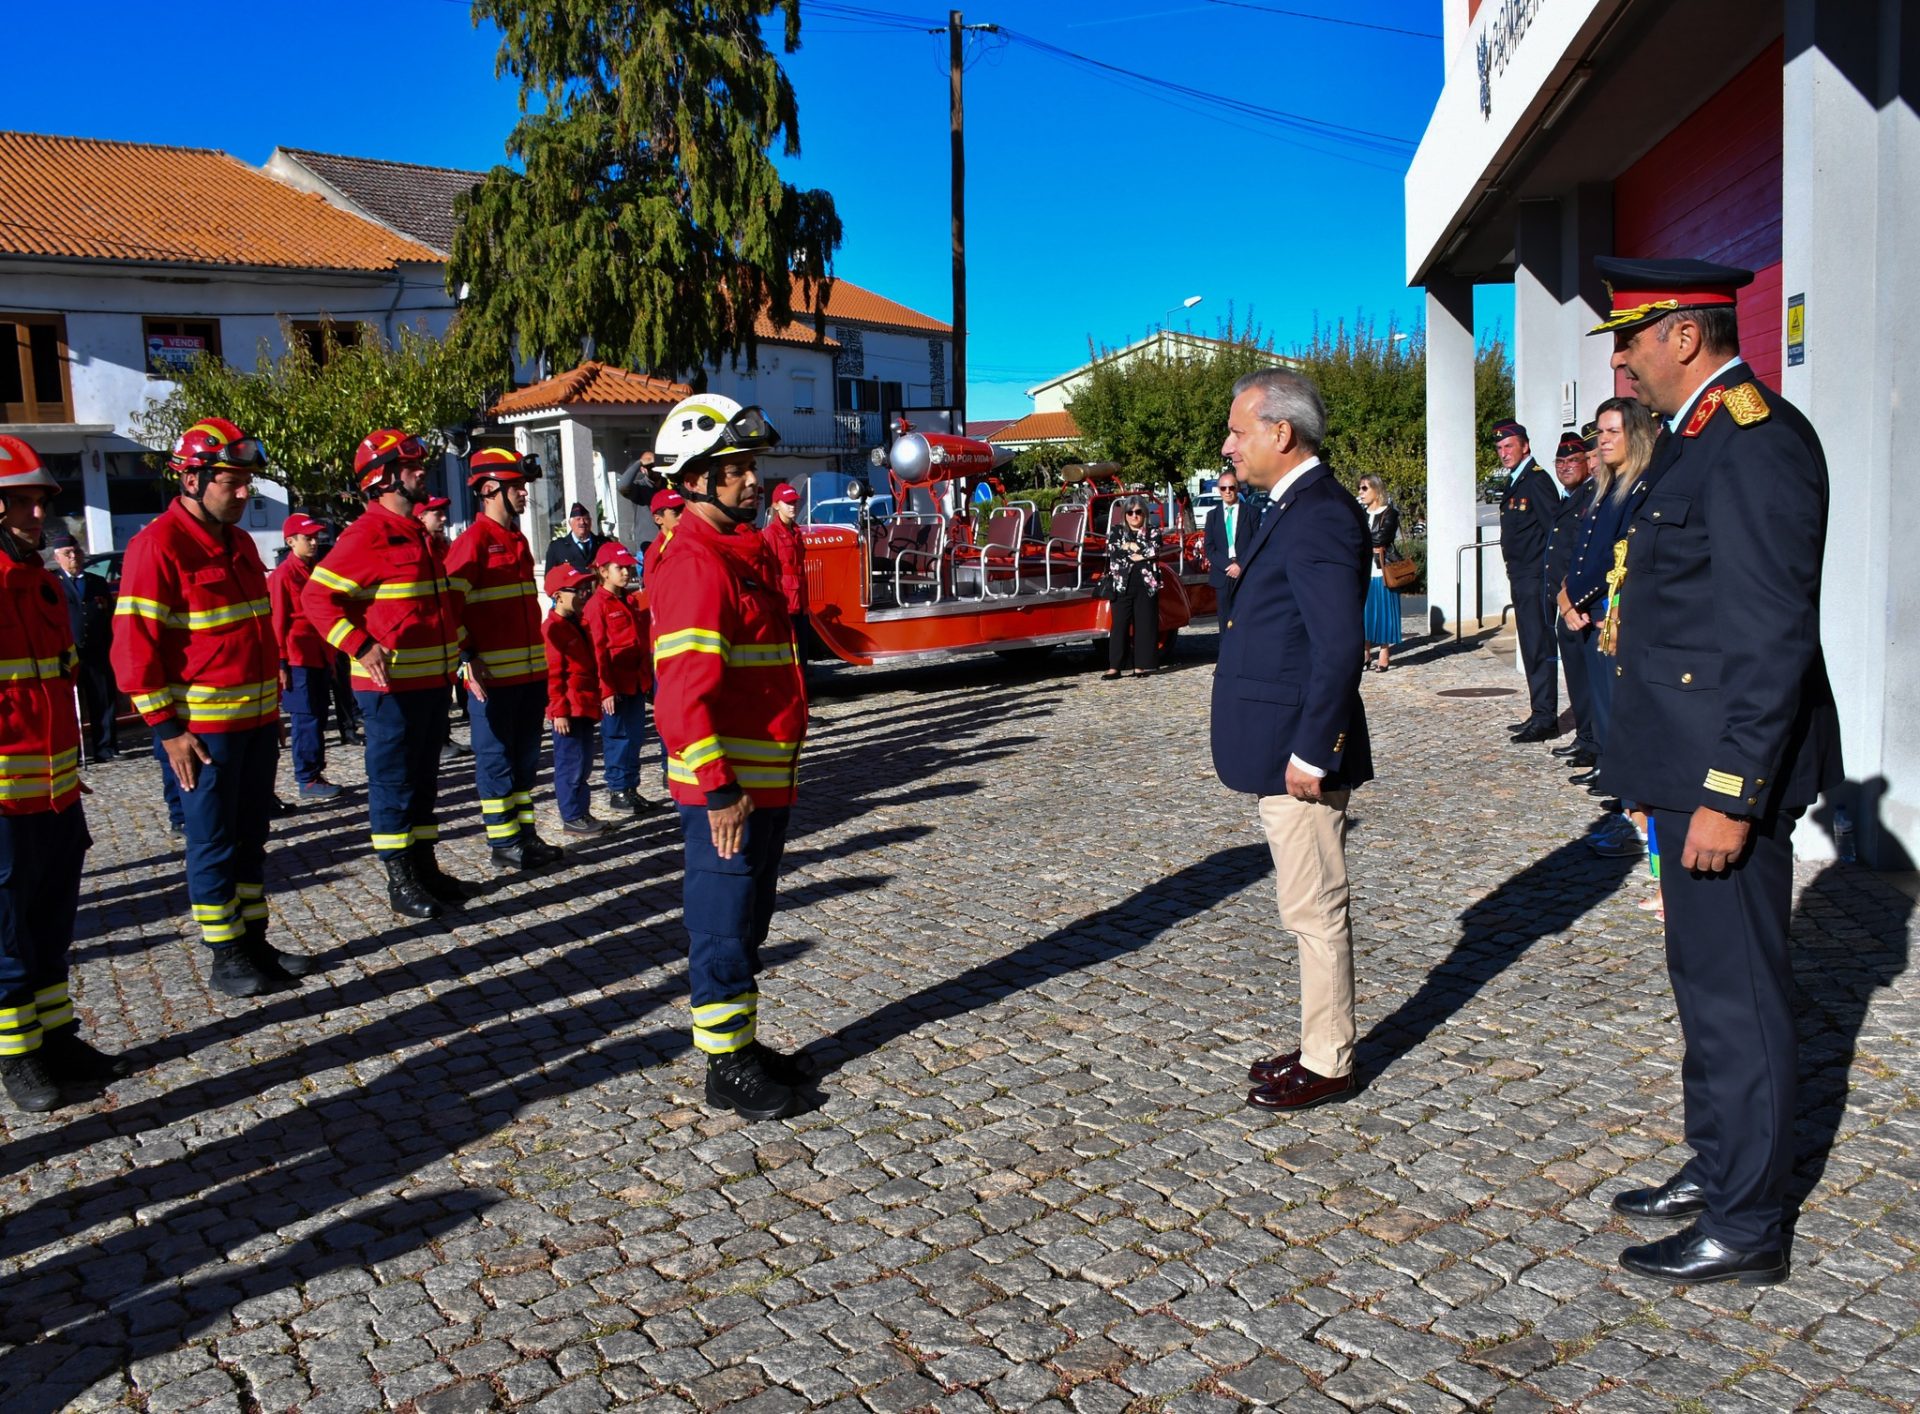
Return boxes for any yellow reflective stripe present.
[512,792,533,807]
[236,883,263,900]
[371,831,413,852]
[32,983,68,1006]
[325,619,358,649]
[464,582,536,604]
[177,680,278,703]
[679,735,724,769]
[1703,769,1745,797]
[191,900,237,920]
[180,598,269,630]
[371,580,448,601]
[310,565,362,595]
[0,1031,42,1055]
[0,748,79,771]
[717,736,800,762]
[485,822,520,839]
[115,595,179,625]
[414,824,439,842]
[479,797,513,813]
[133,690,174,714]
[0,1003,37,1027]
[35,1001,73,1029]
[732,765,799,787]
[655,628,730,661]
[726,643,796,667]
[474,646,545,670]
[0,656,65,680]
[690,993,758,1027]
[348,645,462,679]
[448,577,471,595]
[0,773,80,801]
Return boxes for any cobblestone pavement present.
[3,626,1917,1414]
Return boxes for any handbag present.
[1381,555,1417,591]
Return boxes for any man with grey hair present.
[1215,368,1373,1111]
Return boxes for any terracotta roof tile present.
[0,131,442,271]
[987,410,1080,443]
[801,277,949,334]
[491,361,693,418]
[276,148,483,255]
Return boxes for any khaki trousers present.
[1256,789,1355,1079]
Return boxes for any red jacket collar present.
[165,494,237,554]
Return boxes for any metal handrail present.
[1455,537,1507,640]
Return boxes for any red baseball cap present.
[283,513,326,539]
[771,483,800,505]
[544,564,594,597]
[649,488,686,513]
[413,495,451,517]
[593,542,639,568]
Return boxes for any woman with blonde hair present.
[1356,474,1403,672]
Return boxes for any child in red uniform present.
[543,564,606,836]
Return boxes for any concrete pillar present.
[1782,0,1919,867]
[1563,183,1617,426]
[558,417,594,530]
[1512,200,1564,447]
[80,443,113,551]
[1423,273,1479,635]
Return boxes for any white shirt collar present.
[1268,455,1322,505]
[1666,357,1746,432]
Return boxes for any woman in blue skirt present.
[1358,474,1402,672]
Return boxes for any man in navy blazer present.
[1202,469,1254,610]
[1213,368,1372,1112]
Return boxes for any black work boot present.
[607,788,637,815]
[748,1041,813,1090]
[209,946,277,997]
[40,1025,132,1083]
[519,832,566,869]
[705,1047,797,1122]
[384,853,444,921]
[411,844,477,905]
[242,920,315,980]
[1,1051,61,1113]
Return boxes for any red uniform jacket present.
[641,529,672,586]
[446,514,544,688]
[649,511,807,806]
[761,516,808,617]
[302,501,463,693]
[268,554,332,669]
[0,554,81,814]
[112,498,278,735]
[543,612,600,720]
[582,587,651,698]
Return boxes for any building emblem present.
[1477,32,1493,117]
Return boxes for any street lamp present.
[1163,295,1203,333]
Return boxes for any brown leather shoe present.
[1247,1049,1301,1084]
[1247,1066,1355,1111]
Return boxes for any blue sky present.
[5,0,1509,420]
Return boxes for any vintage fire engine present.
[798,430,1219,667]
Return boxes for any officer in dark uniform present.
[1592,257,1841,1286]
[48,531,118,761]
[1494,419,1561,740]
[1543,430,1597,775]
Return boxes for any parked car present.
[1191,492,1222,525]
[83,551,124,592]
[809,494,894,528]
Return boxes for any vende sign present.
[147,334,207,374]
[1476,0,1546,119]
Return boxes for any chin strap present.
[679,466,757,525]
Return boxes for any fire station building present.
[1408,0,1917,867]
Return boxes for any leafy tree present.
[1006,439,1086,490]
[451,0,843,378]
[133,324,496,517]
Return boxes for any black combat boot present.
[519,832,566,869]
[411,844,478,905]
[705,1047,797,1122]
[748,1041,813,1090]
[384,853,443,920]
[40,1024,132,1083]
[209,945,277,997]
[1,1051,61,1112]
[606,788,637,815]
[242,919,315,980]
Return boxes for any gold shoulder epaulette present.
[1723,381,1771,427]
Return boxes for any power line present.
[1198,0,1440,40]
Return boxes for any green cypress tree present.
[452,0,843,378]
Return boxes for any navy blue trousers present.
[0,805,88,1057]
[552,719,598,822]
[602,693,647,794]
[178,725,278,950]
[469,681,545,849]
[285,664,332,785]
[1653,805,1801,1251]
[357,690,446,854]
[679,804,789,1055]
[1584,634,1614,756]
[1557,617,1596,752]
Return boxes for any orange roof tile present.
[798,277,949,334]
[987,410,1080,443]
[0,131,442,272]
[491,362,693,418]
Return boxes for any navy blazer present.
[1498,457,1560,579]
[1210,462,1373,795]
[1202,500,1255,605]
[1603,363,1842,817]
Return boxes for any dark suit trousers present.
[1583,633,1613,755]
[77,659,117,754]
[1652,805,1800,1251]
[1108,577,1159,672]
[1508,574,1557,723]
[1557,615,1594,752]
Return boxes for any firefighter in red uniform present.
[268,513,342,802]
[583,541,656,818]
[642,487,684,586]
[445,448,564,871]
[303,430,473,919]
[113,418,309,996]
[650,394,811,1120]
[0,436,130,1111]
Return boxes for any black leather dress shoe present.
[1510,722,1556,743]
[1618,1224,1787,1286]
[1564,751,1598,769]
[1247,1049,1301,1084]
[1550,742,1583,758]
[1569,766,1603,786]
[1611,1175,1707,1219]
[1506,718,1533,733]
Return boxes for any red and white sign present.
[147,334,208,374]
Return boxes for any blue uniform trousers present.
[179,725,279,950]
[153,732,185,830]
[1557,615,1596,753]
[1509,574,1558,724]
[1653,804,1801,1251]
[1584,634,1614,757]
[678,804,790,1055]
[552,720,598,822]
[0,805,88,1058]
[357,690,446,855]
[601,693,647,794]
[285,664,332,785]
[469,681,545,849]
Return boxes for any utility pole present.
[947,12,997,434]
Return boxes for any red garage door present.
[1614,39,1784,389]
